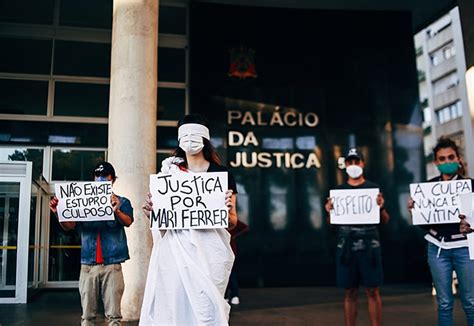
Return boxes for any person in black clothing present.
[408,137,474,326]
[325,148,389,326]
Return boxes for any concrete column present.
[457,2,474,177]
[108,0,158,320]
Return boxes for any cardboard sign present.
[149,172,229,230]
[329,188,380,225]
[458,193,474,260]
[55,181,115,222]
[410,180,472,225]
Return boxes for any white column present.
[108,0,158,320]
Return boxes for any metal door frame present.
[0,161,32,303]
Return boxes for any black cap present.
[94,162,116,179]
[345,148,364,161]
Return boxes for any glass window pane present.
[60,0,112,29]
[0,147,44,180]
[0,121,108,147]
[0,79,48,115]
[157,88,185,120]
[158,47,186,82]
[157,152,173,169]
[54,82,109,117]
[157,126,178,149]
[0,38,52,74]
[54,41,111,77]
[48,211,81,281]
[0,184,20,297]
[0,0,54,24]
[52,149,105,181]
[159,6,187,35]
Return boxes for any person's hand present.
[49,196,59,214]
[324,197,333,213]
[377,193,385,208]
[111,194,121,212]
[225,189,234,211]
[142,192,153,218]
[459,214,473,235]
[407,197,414,215]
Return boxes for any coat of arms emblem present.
[228,47,257,79]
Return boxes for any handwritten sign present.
[55,181,114,222]
[459,193,474,260]
[329,188,380,224]
[410,180,472,225]
[149,172,229,230]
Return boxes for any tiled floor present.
[0,284,468,325]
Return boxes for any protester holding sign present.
[325,148,389,326]
[407,137,474,326]
[140,114,238,326]
[49,162,133,326]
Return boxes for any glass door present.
[0,162,32,303]
[0,183,20,299]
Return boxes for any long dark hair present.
[173,114,221,167]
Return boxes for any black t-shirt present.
[335,180,379,191]
[334,180,381,249]
[207,162,238,194]
[424,175,472,239]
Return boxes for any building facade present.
[1,0,474,321]
[415,7,473,179]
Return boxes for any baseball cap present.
[345,148,364,161]
[94,162,117,179]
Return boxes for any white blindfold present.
[178,123,210,141]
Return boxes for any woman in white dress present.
[140,114,238,325]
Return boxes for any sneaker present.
[230,296,240,305]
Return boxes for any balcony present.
[437,116,463,136]
[433,86,459,110]
[427,24,453,53]
[430,57,457,81]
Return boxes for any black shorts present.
[336,247,383,288]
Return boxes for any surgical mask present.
[179,134,204,155]
[437,162,460,175]
[96,176,108,182]
[346,165,363,179]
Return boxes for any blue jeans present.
[427,242,474,326]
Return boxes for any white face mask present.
[179,134,204,155]
[346,165,363,179]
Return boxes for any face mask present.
[179,134,204,155]
[437,162,460,175]
[96,176,108,182]
[346,165,363,179]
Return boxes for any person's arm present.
[49,196,76,231]
[377,193,390,224]
[459,214,473,235]
[324,197,333,224]
[112,194,133,227]
[142,192,153,219]
[226,190,238,229]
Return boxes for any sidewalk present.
[0,284,467,325]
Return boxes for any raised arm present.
[49,196,76,231]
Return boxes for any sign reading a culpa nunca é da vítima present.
[149,172,229,230]
[329,188,380,224]
[227,107,322,169]
[55,181,115,222]
[410,180,472,225]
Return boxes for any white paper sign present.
[458,193,474,260]
[55,181,114,222]
[329,188,380,225]
[149,172,229,230]
[410,180,472,225]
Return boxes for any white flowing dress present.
[140,158,235,326]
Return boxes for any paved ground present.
[0,284,468,325]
